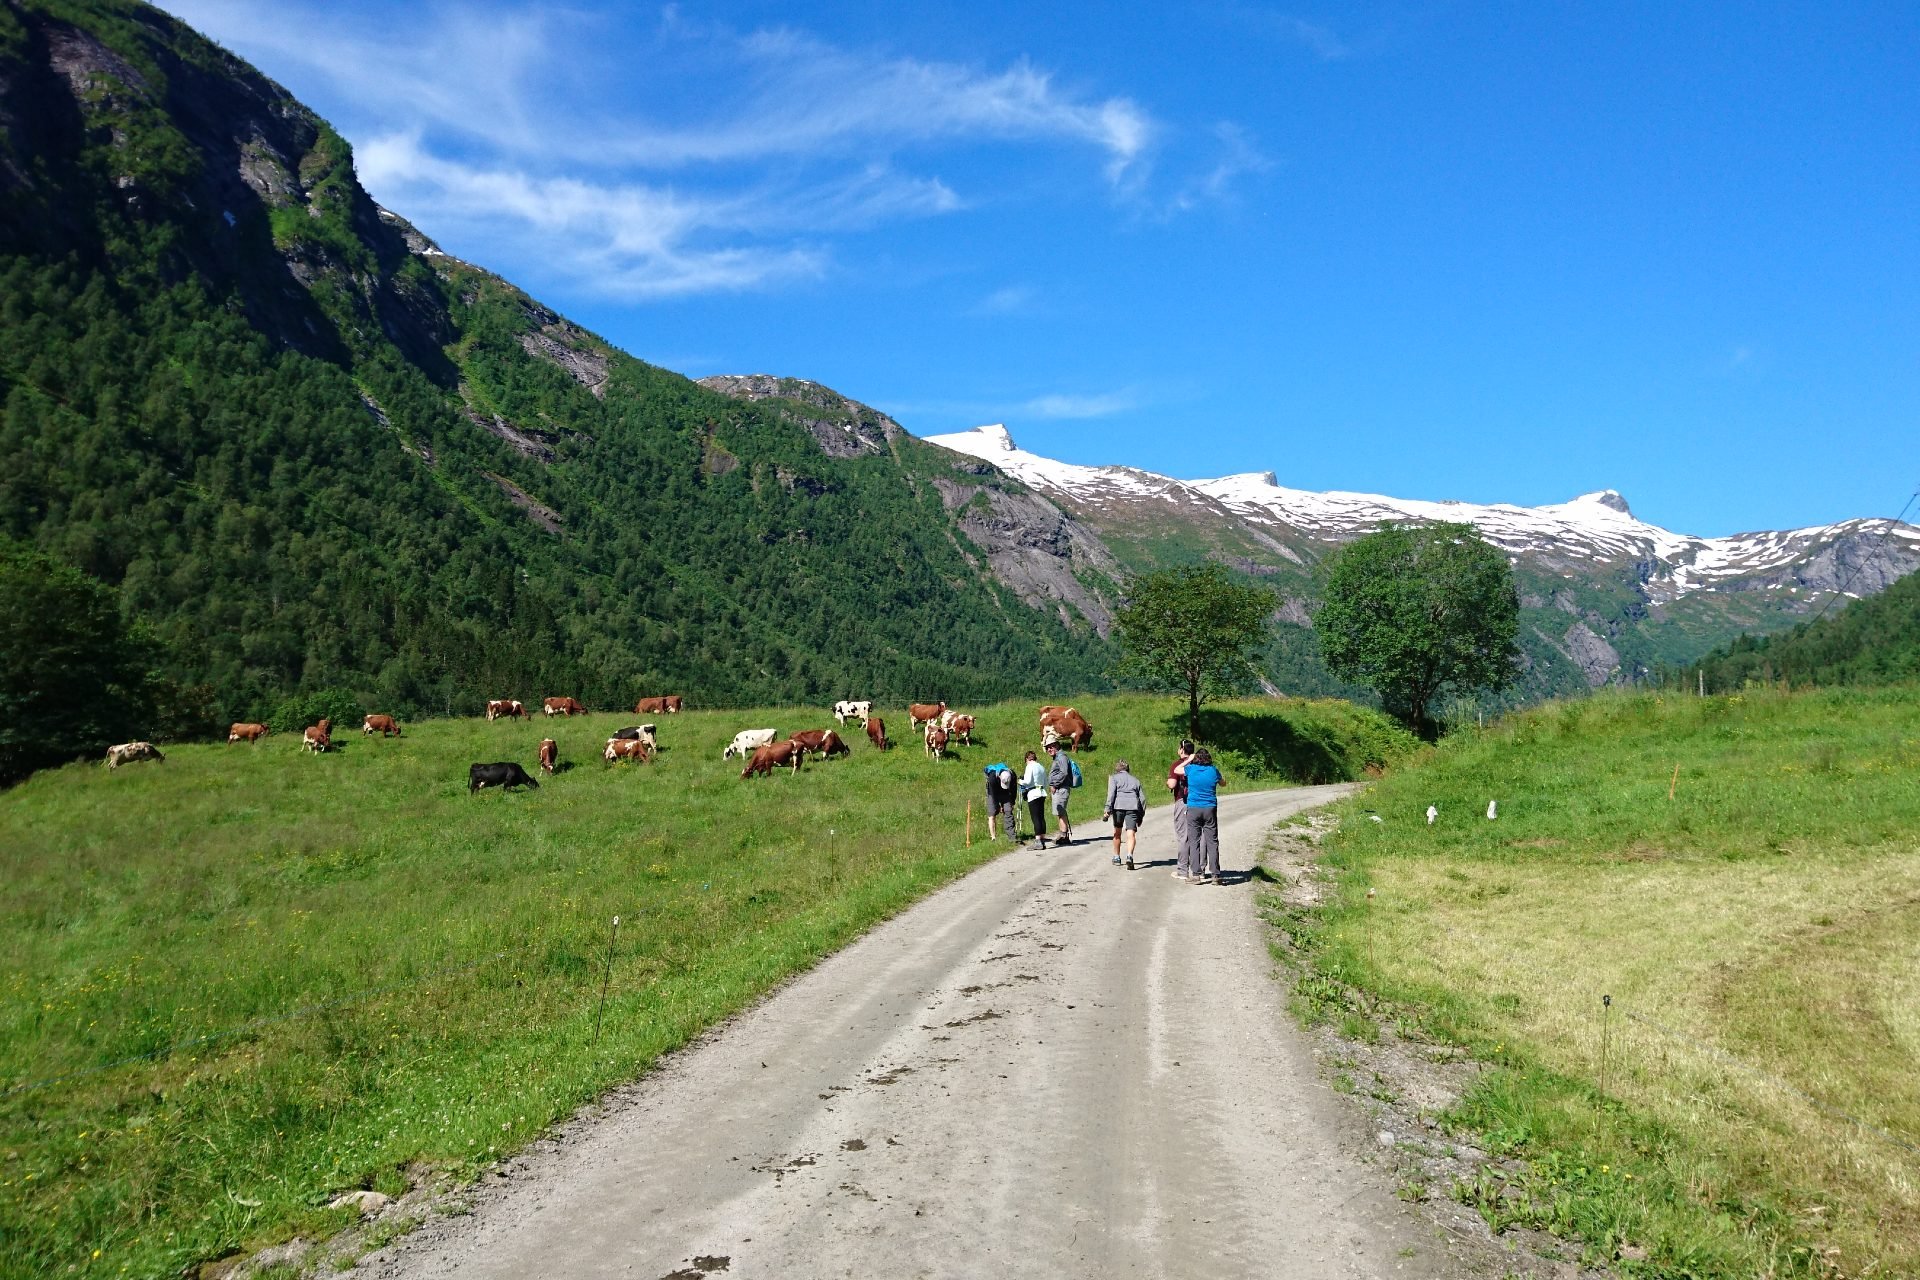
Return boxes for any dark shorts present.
[1111,809,1142,832]
[987,794,1016,816]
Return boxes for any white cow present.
[105,741,164,769]
[723,728,779,761]
[832,699,872,726]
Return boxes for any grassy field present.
[0,692,1413,1278]
[1290,685,1920,1278]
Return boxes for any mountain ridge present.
[915,421,1920,699]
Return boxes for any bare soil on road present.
[351,786,1487,1279]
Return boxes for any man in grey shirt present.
[1045,741,1074,845]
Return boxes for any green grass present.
[0,692,1412,1278]
[1293,684,1920,1278]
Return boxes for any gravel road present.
[355,785,1480,1280]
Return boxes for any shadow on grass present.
[1165,708,1350,784]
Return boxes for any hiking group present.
[980,737,1224,882]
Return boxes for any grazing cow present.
[538,738,558,775]
[864,715,890,750]
[105,742,163,769]
[542,696,585,717]
[363,714,401,738]
[604,737,652,765]
[908,701,947,730]
[925,726,950,759]
[486,699,526,721]
[1040,707,1093,750]
[790,729,849,759]
[724,728,779,761]
[610,724,659,751]
[638,694,685,714]
[228,722,269,743]
[948,714,976,746]
[832,699,872,726]
[470,761,539,793]
[740,740,803,779]
[303,718,333,754]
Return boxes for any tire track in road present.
[355,784,1483,1280]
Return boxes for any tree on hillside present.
[1115,562,1277,738]
[0,540,158,783]
[1314,522,1520,738]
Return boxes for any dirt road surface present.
[355,785,1480,1280]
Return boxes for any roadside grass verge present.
[0,692,1411,1277]
[1296,684,1920,1277]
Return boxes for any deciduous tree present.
[1314,522,1519,737]
[1115,563,1276,738]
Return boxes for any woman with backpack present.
[1104,759,1146,869]
[983,762,1020,840]
[1182,747,1225,884]
[1045,741,1077,845]
[1020,750,1051,848]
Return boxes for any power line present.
[1799,487,1920,630]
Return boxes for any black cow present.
[469,761,540,794]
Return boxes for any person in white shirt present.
[1020,750,1050,848]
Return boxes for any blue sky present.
[161,1,1918,536]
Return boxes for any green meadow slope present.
[1286,685,1920,1277]
[0,693,1413,1277]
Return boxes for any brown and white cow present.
[1040,707,1093,750]
[542,696,585,717]
[538,738,558,774]
[363,714,401,737]
[925,725,950,759]
[908,701,947,730]
[611,724,659,752]
[228,722,269,743]
[637,695,685,715]
[864,715,889,750]
[789,729,849,759]
[486,699,525,721]
[605,737,651,765]
[303,718,333,753]
[740,740,803,779]
[105,741,164,769]
[948,714,976,746]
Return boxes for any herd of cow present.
[99,693,1100,797]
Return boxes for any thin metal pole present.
[594,915,621,1045]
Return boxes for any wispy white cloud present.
[1022,389,1139,419]
[160,1,1212,297]
[1224,7,1350,60]
[969,285,1039,316]
[358,133,827,298]
[1169,122,1273,212]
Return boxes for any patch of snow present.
[922,425,1918,600]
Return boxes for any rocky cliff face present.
[922,424,1920,697]
[696,374,897,459]
[699,376,1119,634]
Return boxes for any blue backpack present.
[1068,759,1083,788]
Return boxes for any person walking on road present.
[1167,739,1196,879]
[1104,759,1146,869]
[1182,747,1224,884]
[984,762,1020,840]
[1021,751,1051,849]
[1045,741,1075,845]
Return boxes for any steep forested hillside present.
[1692,567,1920,691]
[0,0,1108,743]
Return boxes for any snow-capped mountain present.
[925,423,1920,605]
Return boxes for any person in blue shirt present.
[1182,748,1224,884]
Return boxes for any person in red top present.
[1167,739,1196,879]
